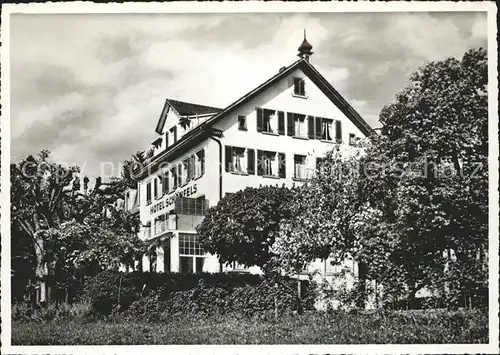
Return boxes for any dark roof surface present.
[167,99,222,116]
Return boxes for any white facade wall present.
[137,65,368,281]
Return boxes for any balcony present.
[174,197,209,216]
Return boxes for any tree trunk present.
[356,261,367,309]
[34,230,48,304]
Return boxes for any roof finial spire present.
[298,29,313,63]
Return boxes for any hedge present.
[81,270,317,319]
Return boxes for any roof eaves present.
[155,100,176,135]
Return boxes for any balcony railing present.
[154,219,168,236]
[175,197,209,216]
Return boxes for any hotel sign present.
[149,183,198,215]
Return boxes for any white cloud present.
[9,12,488,175]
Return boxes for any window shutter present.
[225,146,232,172]
[335,120,342,142]
[293,78,301,95]
[171,168,177,190]
[278,111,285,135]
[172,127,177,143]
[256,108,263,132]
[278,153,286,178]
[257,150,263,175]
[200,149,205,175]
[164,172,169,195]
[177,163,182,186]
[247,149,255,174]
[187,156,193,181]
[308,116,315,139]
[315,117,322,139]
[287,112,294,136]
[146,181,152,203]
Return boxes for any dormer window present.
[293,77,306,97]
[238,115,247,131]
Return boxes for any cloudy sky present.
[10,11,487,181]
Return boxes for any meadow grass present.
[11,308,488,345]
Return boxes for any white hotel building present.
[126,36,374,277]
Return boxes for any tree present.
[357,47,488,308]
[273,147,372,307]
[121,150,148,189]
[274,47,488,309]
[10,150,143,303]
[196,185,296,270]
[273,147,365,272]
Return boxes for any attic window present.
[349,133,356,146]
[293,77,306,97]
[238,115,247,130]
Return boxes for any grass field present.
[12,309,488,345]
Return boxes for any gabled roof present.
[202,58,374,137]
[139,58,374,177]
[155,98,222,134]
[169,99,222,116]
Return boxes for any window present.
[179,233,205,273]
[170,126,177,144]
[335,120,342,142]
[164,131,169,148]
[170,166,178,191]
[144,224,152,239]
[178,162,188,186]
[182,157,193,183]
[233,147,245,172]
[257,150,282,177]
[294,155,307,180]
[293,113,307,138]
[225,146,255,174]
[293,77,306,97]
[238,115,247,130]
[175,196,209,215]
[154,215,167,236]
[325,259,339,275]
[195,149,205,178]
[321,119,334,141]
[146,181,152,205]
[257,108,280,133]
[160,171,169,195]
[349,133,356,146]
[153,177,159,200]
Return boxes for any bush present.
[82,270,317,319]
[12,301,93,322]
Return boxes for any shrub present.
[12,301,93,322]
[82,270,317,319]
